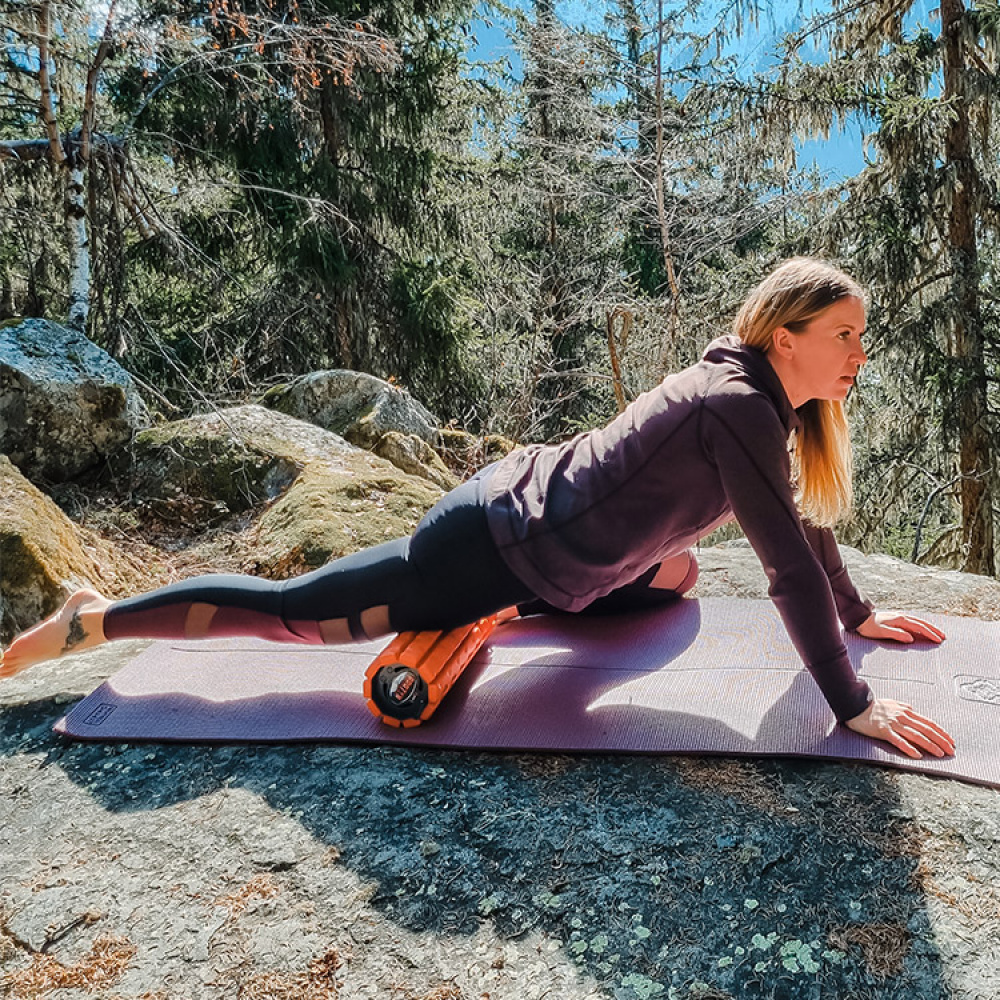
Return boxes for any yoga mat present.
[54,598,1000,787]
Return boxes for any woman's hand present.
[849,612,953,756]
[855,611,946,644]
[845,698,955,758]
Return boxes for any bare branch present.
[125,17,400,136]
[0,138,53,162]
[0,133,125,164]
[80,0,119,165]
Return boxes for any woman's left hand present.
[855,611,946,644]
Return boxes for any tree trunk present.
[66,157,90,331]
[653,0,680,310]
[0,267,15,320]
[941,0,995,575]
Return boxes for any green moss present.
[0,536,36,590]
[252,463,438,572]
[0,457,102,641]
[258,384,291,406]
[129,427,302,513]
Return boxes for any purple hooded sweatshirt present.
[483,335,874,723]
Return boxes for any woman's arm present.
[801,522,872,629]
[703,393,873,721]
[704,392,955,757]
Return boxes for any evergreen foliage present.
[764,0,1000,573]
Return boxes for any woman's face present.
[769,296,868,407]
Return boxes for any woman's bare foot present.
[1,589,112,679]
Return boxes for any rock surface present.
[696,539,1000,618]
[373,430,459,491]
[261,370,441,449]
[0,456,103,644]
[0,456,150,645]
[247,459,441,578]
[117,403,442,576]
[0,319,148,483]
[1,548,999,999]
[119,404,352,515]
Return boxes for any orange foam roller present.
[363,614,503,728]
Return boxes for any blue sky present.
[467,0,941,181]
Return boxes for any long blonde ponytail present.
[733,258,865,527]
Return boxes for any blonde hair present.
[733,257,866,527]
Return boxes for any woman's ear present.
[769,326,796,360]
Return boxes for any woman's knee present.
[650,550,698,594]
[675,550,698,594]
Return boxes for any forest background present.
[2,0,1000,575]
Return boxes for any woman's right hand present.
[845,697,955,759]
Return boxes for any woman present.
[1,258,955,760]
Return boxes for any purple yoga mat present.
[54,598,1000,787]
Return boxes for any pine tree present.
[719,0,1000,573]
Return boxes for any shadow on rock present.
[0,695,949,1000]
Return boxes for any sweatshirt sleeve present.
[802,522,874,631]
[702,393,873,722]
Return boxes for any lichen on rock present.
[260,370,441,449]
[0,318,148,483]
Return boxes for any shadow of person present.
[0,686,953,999]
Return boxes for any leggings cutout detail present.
[347,613,368,642]
[184,603,219,639]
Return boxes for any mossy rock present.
[109,403,444,578]
[119,404,357,513]
[0,455,102,642]
[373,431,459,491]
[247,458,442,577]
[259,370,440,449]
[437,428,518,475]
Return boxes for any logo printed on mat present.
[83,703,117,726]
[954,675,1000,706]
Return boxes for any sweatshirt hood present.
[701,334,800,434]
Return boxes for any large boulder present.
[0,455,106,643]
[0,319,149,483]
[118,403,443,576]
[260,370,440,449]
[120,404,347,515]
[247,460,442,578]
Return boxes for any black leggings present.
[103,471,696,644]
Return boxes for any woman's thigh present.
[396,472,533,631]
